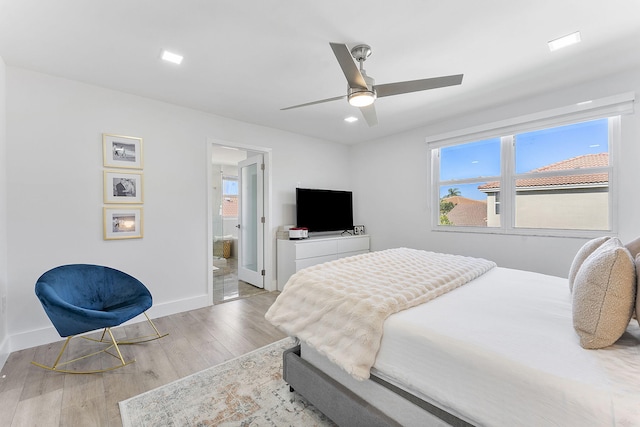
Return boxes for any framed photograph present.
[103,133,143,169]
[104,206,143,240]
[104,170,143,204]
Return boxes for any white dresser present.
[276,234,370,289]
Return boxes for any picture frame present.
[104,206,143,240]
[104,170,143,204]
[103,133,143,169]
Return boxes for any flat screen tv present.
[296,188,354,233]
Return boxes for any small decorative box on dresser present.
[276,234,370,289]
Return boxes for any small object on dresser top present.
[289,227,309,239]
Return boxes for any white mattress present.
[370,267,640,426]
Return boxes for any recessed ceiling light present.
[548,31,581,52]
[161,50,183,65]
[344,116,358,123]
[576,100,593,106]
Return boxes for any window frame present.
[427,93,633,238]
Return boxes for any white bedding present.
[370,267,640,426]
[266,248,495,380]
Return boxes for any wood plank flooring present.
[0,292,286,427]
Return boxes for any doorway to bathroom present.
[209,142,271,304]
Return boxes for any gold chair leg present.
[90,312,169,345]
[51,336,72,369]
[105,328,127,365]
[31,312,168,374]
[31,329,135,374]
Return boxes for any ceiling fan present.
[281,42,464,126]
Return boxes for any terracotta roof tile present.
[478,153,608,190]
[447,203,487,226]
[442,196,487,226]
[531,153,608,172]
[442,195,486,205]
[222,197,238,216]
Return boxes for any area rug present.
[119,337,335,426]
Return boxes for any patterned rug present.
[119,338,336,426]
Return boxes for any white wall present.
[351,67,640,278]
[5,67,350,352]
[0,56,8,367]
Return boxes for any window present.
[511,119,610,231]
[429,93,634,236]
[222,177,238,218]
[438,138,501,228]
[431,116,619,236]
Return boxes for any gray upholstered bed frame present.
[283,345,474,427]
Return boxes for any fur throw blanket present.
[265,247,496,380]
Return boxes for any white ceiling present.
[211,145,248,166]
[1,1,639,145]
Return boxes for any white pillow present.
[636,253,640,326]
[572,238,636,349]
[568,236,611,292]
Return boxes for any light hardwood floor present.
[0,292,286,427]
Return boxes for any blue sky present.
[223,178,239,195]
[439,118,608,200]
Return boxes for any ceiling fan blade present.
[330,42,368,90]
[375,74,463,98]
[359,104,378,127]
[281,95,346,111]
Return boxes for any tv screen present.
[296,188,354,233]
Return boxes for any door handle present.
[236,224,241,229]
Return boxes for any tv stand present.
[277,234,370,289]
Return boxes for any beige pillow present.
[625,236,640,259]
[636,253,640,326]
[568,236,611,292]
[626,238,640,321]
[572,238,636,349]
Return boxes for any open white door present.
[237,154,264,288]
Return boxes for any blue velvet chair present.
[32,264,167,373]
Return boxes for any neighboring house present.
[222,197,238,217]
[441,196,488,226]
[478,154,609,229]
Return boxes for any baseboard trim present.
[7,294,210,354]
[146,294,210,320]
[0,336,9,371]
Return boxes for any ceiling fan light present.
[348,91,376,107]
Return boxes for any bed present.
[266,240,640,426]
